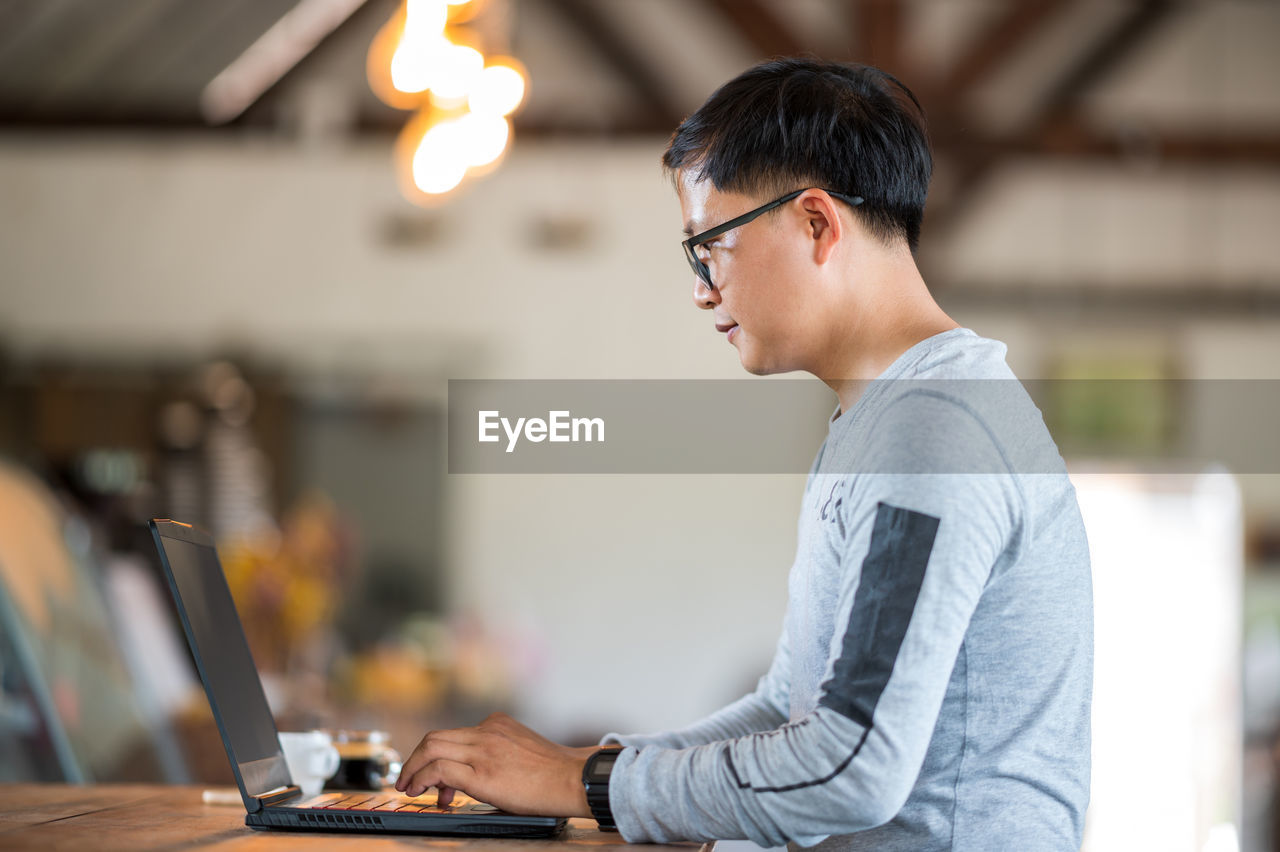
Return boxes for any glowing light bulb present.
[389,0,448,93]
[391,34,451,93]
[444,0,482,25]
[412,119,468,194]
[456,113,509,167]
[468,63,525,116]
[376,0,527,202]
[406,0,447,32]
[428,43,484,102]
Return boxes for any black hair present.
[663,57,932,251]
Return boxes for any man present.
[397,58,1093,850]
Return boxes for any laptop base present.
[248,807,567,838]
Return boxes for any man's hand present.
[394,712,599,817]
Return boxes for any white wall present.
[2,134,1279,737]
[0,135,805,736]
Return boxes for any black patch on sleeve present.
[818,502,939,728]
[725,729,872,793]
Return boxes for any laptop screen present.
[151,520,293,802]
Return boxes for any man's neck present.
[814,263,959,414]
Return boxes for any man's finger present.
[396,730,480,791]
[402,758,479,799]
[421,726,480,745]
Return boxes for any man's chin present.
[735,349,767,375]
[738,354,798,377]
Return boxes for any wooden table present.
[0,784,713,851]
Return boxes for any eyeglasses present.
[681,187,864,292]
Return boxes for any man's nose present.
[693,276,718,310]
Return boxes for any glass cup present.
[326,730,402,791]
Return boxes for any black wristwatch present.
[582,746,623,831]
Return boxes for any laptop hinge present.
[252,786,301,811]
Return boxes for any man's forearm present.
[602,688,788,751]
[605,707,918,847]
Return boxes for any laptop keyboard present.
[292,792,501,814]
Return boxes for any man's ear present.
[798,189,844,266]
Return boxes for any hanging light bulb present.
[468,61,526,117]
[456,113,510,168]
[374,0,527,204]
[405,0,448,35]
[389,0,449,93]
[412,118,468,195]
[391,33,451,93]
[446,0,482,24]
[427,42,484,104]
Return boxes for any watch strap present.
[582,746,623,831]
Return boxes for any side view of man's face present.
[678,172,841,377]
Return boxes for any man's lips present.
[715,321,740,344]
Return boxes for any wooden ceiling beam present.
[7,107,1278,171]
[1033,0,1182,124]
[1030,121,1280,167]
[850,0,906,75]
[929,117,1280,168]
[928,0,1186,237]
[542,0,685,133]
[700,0,809,60]
[939,0,1073,103]
[937,281,1280,319]
[513,113,675,138]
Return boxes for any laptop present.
[149,518,567,838]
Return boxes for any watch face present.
[587,750,620,782]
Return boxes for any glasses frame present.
[682,187,865,292]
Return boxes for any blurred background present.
[1,1,1278,850]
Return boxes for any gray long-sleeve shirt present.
[604,328,1093,850]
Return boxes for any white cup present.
[279,730,341,798]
